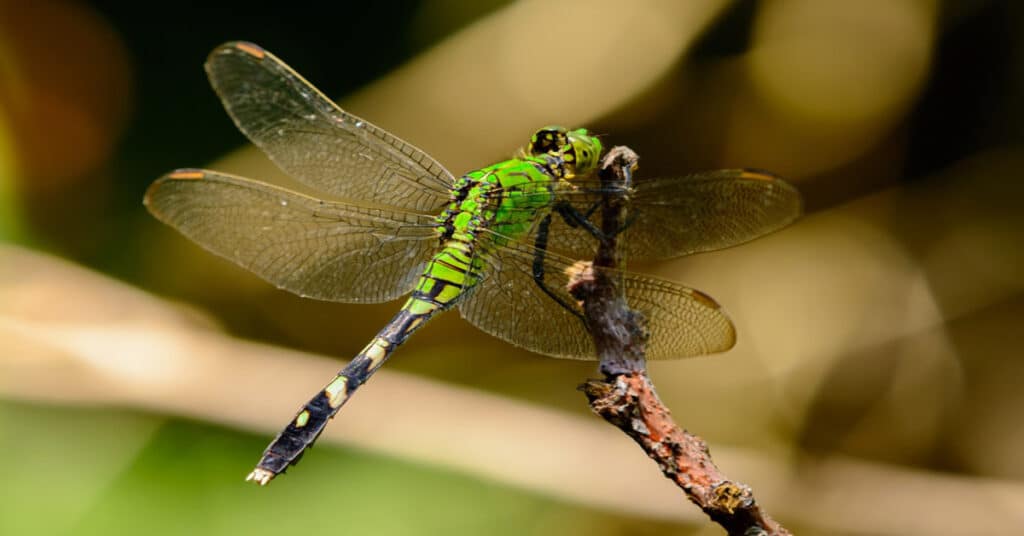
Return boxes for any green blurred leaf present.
[0,402,672,536]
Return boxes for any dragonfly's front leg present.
[555,199,640,241]
[532,213,585,322]
[554,201,610,245]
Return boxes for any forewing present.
[623,169,802,259]
[205,41,453,212]
[540,169,802,260]
[144,169,439,303]
[458,235,735,360]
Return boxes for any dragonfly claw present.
[245,468,275,486]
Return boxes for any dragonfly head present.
[565,128,603,177]
[528,126,603,179]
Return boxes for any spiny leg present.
[556,161,636,240]
[531,214,585,322]
[554,198,637,241]
[554,201,609,245]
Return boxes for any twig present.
[568,146,791,535]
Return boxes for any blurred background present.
[1,0,1022,534]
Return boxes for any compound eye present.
[530,126,569,156]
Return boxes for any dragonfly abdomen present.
[247,240,476,485]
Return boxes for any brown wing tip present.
[142,169,206,208]
[738,168,783,182]
[687,288,722,309]
[232,41,266,59]
[689,288,737,353]
[207,41,267,67]
[740,168,804,218]
[165,168,206,180]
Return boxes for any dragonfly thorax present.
[435,156,566,249]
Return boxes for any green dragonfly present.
[144,41,801,485]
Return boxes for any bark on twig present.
[569,146,790,535]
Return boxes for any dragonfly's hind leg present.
[531,214,585,322]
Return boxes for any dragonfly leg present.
[531,214,585,322]
[558,161,635,239]
[556,198,639,239]
[554,201,612,245]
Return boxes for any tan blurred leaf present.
[2,243,1024,533]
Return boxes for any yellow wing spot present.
[324,376,349,408]
[235,42,266,59]
[167,169,205,180]
[295,410,311,428]
[739,169,776,182]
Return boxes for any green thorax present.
[435,125,603,247]
[436,156,559,247]
[410,156,561,315]
[416,126,602,301]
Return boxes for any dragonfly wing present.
[205,41,453,212]
[458,235,735,360]
[622,169,802,259]
[620,267,736,359]
[539,169,802,260]
[458,239,593,360]
[144,169,439,303]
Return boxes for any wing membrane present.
[459,233,735,360]
[205,41,453,211]
[530,169,802,260]
[144,169,439,303]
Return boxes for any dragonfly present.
[144,41,802,486]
